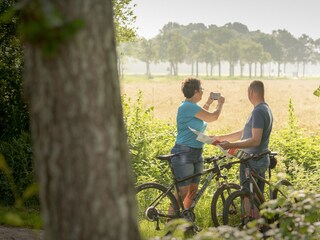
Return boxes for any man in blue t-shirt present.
[217,80,273,218]
[217,80,273,192]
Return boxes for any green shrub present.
[270,99,320,192]
[260,190,320,239]
[271,99,320,169]
[0,132,37,206]
[159,190,320,240]
[122,91,176,185]
[0,205,42,229]
[0,0,29,141]
[0,0,35,207]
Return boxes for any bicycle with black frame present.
[222,151,293,230]
[136,152,241,238]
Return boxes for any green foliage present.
[0,70,29,140]
[15,0,84,56]
[0,0,36,207]
[155,190,320,240]
[260,190,320,239]
[113,0,137,43]
[0,0,29,141]
[122,91,176,185]
[314,86,320,97]
[269,99,320,192]
[0,205,42,229]
[270,99,320,176]
[0,133,38,206]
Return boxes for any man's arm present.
[219,128,263,149]
[214,130,243,142]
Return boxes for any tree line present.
[118,22,320,78]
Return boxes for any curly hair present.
[181,78,201,98]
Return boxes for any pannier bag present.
[269,155,277,169]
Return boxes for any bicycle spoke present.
[136,183,179,238]
[223,190,260,228]
[211,183,240,226]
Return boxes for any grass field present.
[120,76,320,134]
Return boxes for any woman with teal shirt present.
[171,77,225,209]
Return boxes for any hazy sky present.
[131,0,320,40]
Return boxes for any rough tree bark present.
[23,1,139,239]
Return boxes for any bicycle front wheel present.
[211,183,240,227]
[222,190,260,228]
[136,182,180,238]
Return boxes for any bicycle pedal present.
[193,225,202,232]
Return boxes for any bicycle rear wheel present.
[222,190,260,228]
[136,182,180,238]
[211,183,240,226]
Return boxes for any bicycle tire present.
[222,190,261,228]
[211,183,240,227]
[136,182,180,238]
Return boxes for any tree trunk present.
[191,61,194,75]
[205,62,208,76]
[218,61,221,77]
[268,62,271,77]
[284,62,287,76]
[229,61,233,77]
[196,60,199,77]
[170,62,174,75]
[146,61,150,77]
[260,62,264,78]
[171,62,177,76]
[176,63,179,76]
[210,62,214,76]
[239,61,243,77]
[23,1,139,240]
[254,62,257,77]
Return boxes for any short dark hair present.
[181,78,201,98]
[249,80,264,96]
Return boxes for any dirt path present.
[0,225,44,240]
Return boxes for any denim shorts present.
[240,155,270,193]
[170,144,204,187]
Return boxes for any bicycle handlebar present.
[241,150,271,161]
[218,150,273,170]
[204,155,226,163]
[157,150,275,167]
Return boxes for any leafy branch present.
[314,86,320,97]
[1,0,84,56]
